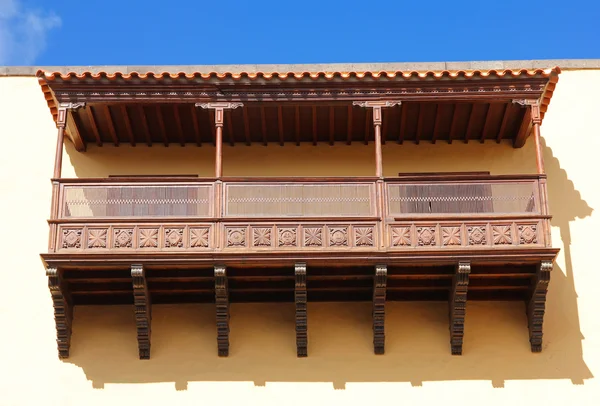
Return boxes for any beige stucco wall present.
[0,71,598,405]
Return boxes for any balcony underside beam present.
[449,261,471,355]
[132,264,151,359]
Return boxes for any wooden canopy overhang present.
[38,67,559,149]
[38,66,561,361]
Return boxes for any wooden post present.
[373,264,387,354]
[531,102,545,175]
[47,267,72,359]
[132,264,151,359]
[450,261,470,355]
[295,263,307,357]
[528,260,552,352]
[214,265,230,356]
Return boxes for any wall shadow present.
[62,139,593,389]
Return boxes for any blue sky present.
[1,0,598,66]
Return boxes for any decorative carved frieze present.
[278,227,298,247]
[467,225,487,246]
[164,228,184,248]
[442,226,462,246]
[355,227,374,247]
[417,226,437,246]
[295,262,307,357]
[492,224,513,245]
[450,261,471,355]
[139,228,159,248]
[391,226,412,247]
[227,227,247,247]
[373,265,387,354]
[47,267,72,359]
[131,264,151,359]
[304,227,323,247]
[329,226,349,246]
[519,224,538,245]
[253,227,272,247]
[113,228,133,248]
[87,228,107,248]
[190,227,210,248]
[528,260,552,352]
[214,265,230,356]
[62,228,82,249]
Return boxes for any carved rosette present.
[492,225,513,245]
[391,226,412,247]
[373,265,387,354]
[113,228,133,248]
[278,227,298,247]
[253,227,272,247]
[214,265,230,356]
[227,227,247,247]
[87,228,107,249]
[467,225,487,246]
[62,228,82,249]
[190,227,210,248]
[329,227,349,247]
[164,228,184,248]
[450,261,471,355]
[132,265,151,359]
[355,227,374,247]
[295,263,307,357]
[138,228,159,248]
[528,260,552,352]
[417,226,436,246]
[304,227,323,247]
[47,267,72,359]
[442,226,462,246]
[518,224,538,245]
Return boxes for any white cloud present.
[0,0,61,65]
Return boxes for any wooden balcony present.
[44,173,556,267]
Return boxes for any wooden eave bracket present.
[450,261,470,355]
[512,99,541,148]
[528,260,552,352]
[47,267,73,359]
[215,265,230,356]
[295,263,308,357]
[58,102,86,152]
[373,264,387,354]
[132,264,151,359]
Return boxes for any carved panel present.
[417,226,436,246]
[295,263,307,357]
[252,227,272,247]
[518,224,538,245]
[62,228,82,249]
[190,227,210,248]
[492,224,513,245]
[87,228,107,248]
[467,225,487,246]
[164,228,184,248]
[391,226,412,247]
[355,227,374,247]
[132,264,151,359]
[226,227,247,247]
[47,267,72,359]
[113,228,133,248]
[139,228,159,248]
[304,227,323,247]
[215,265,230,356]
[373,265,387,354]
[528,260,552,352]
[442,226,462,246]
[278,227,298,247]
[450,261,470,355]
[329,226,349,247]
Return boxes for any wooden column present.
[449,261,471,355]
[528,260,552,352]
[47,267,72,359]
[373,264,387,354]
[214,265,230,356]
[131,264,151,359]
[295,263,307,357]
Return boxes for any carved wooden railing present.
[49,175,551,253]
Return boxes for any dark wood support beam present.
[87,105,102,147]
[260,106,268,146]
[190,105,201,146]
[65,110,86,152]
[479,104,492,143]
[398,104,407,144]
[450,261,470,355]
[226,111,235,146]
[278,106,284,146]
[363,108,370,145]
[121,105,136,146]
[243,106,251,146]
[131,264,151,359]
[54,102,85,179]
[448,104,459,144]
[496,104,511,143]
[295,262,307,357]
[373,264,387,354]
[415,104,423,145]
[103,105,119,146]
[528,260,552,352]
[431,104,441,144]
[329,106,335,145]
[312,106,317,145]
[215,265,230,356]
[346,105,353,145]
[513,99,534,149]
[208,108,216,146]
[155,105,168,147]
[139,106,153,146]
[295,106,301,146]
[464,105,475,143]
[47,267,72,359]
[173,105,185,146]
